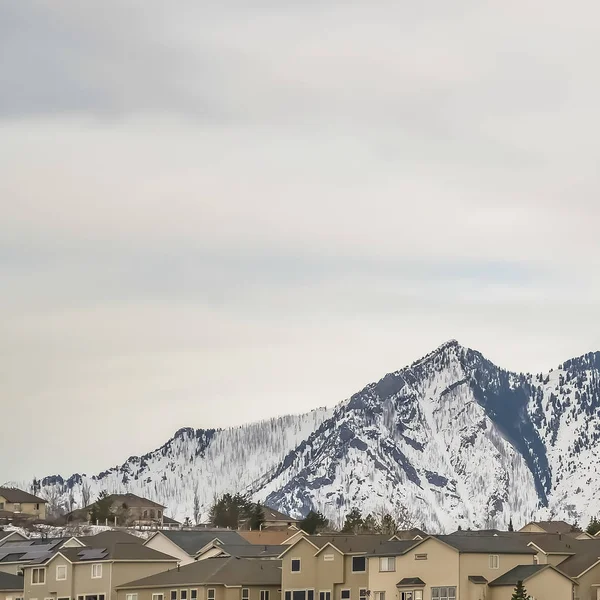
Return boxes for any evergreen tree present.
[586,516,600,536]
[89,490,113,523]
[378,513,398,536]
[511,580,530,600]
[342,508,364,533]
[508,517,514,532]
[209,493,259,529]
[247,503,266,530]
[362,514,377,533]
[300,511,329,534]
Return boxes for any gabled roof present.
[148,530,249,556]
[117,557,282,589]
[435,535,536,555]
[308,534,403,555]
[521,521,577,534]
[199,544,285,559]
[0,572,24,591]
[488,564,576,587]
[366,540,424,557]
[239,530,301,545]
[0,487,47,504]
[397,577,425,587]
[0,531,25,544]
[260,506,300,523]
[553,551,600,578]
[27,543,177,565]
[76,530,144,549]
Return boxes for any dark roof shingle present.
[436,535,536,555]
[397,578,425,587]
[0,572,24,591]
[156,530,249,556]
[0,488,46,504]
[117,557,282,589]
[488,564,551,586]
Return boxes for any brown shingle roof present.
[435,535,536,555]
[239,530,300,545]
[31,543,177,564]
[77,530,145,549]
[525,521,577,534]
[117,557,282,589]
[0,487,47,504]
[308,534,404,554]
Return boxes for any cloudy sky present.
[2,1,600,483]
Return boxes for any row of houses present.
[1,521,600,600]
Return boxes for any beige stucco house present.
[0,489,47,522]
[115,556,281,600]
[66,495,165,528]
[21,542,177,600]
[487,564,576,600]
[0,572,24,600]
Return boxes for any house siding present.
[0,497,46,521]
[572,562,600,600]
[367,538,459,600]
[144,536,191,566]
[116,584,279,600]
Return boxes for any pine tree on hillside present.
[586,516,600,536]
[508,517,514,532]
[300,511,329,535]
[342,508,364,533]
[511,580,530,600]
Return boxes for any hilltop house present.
[0,489,47,522]
[66,494,166,527]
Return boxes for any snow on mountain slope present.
[259,341,540,531]
[35,409,332,521]
[31,341,600,531]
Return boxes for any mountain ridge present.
[25,340,600,532]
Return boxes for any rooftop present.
[0,571,24,591]
[117,557,282,589]
[151,529,249,555]
[435,535,536,555]
[0,487,47,504]
[488,564,553,586]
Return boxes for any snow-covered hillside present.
[30,341,600,531]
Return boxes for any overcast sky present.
[2,1,600,483]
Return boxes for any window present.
[171,592,177,600]
[143,510,148,518]
[533,555,539,564]
[489,554,499,570]
[181,592,188,600]
[78,595,84,600]
[126,595,138,600]
[359,590,367,600]
[374,594,385,600]
[56,565,67,581]
[32,568,46,585]
[379,557,396,572]
[308,592,314,600]
[36,503,40,510]
[431,588,456,600]
[153,595,165,600]
[414,553,427,560]
[351,556,366,572]
[413,594,422,600]
[319,593,331,600]
[285,593,291,600]
[341,592,350,600]
[260,592,270,600]
[0,501,4,509]
[91,564,102,579]
[14,503,22,512]
[242,590,249,600]
[191,591,197,600]
[207,590,216,600]
[291,558,301,572]
[323,554,334,562]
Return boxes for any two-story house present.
[367,534,575,600]
[115,556,281,600]
[66,495,166,527]
[279,534,408,600]
[0,489,47,522]
[21,543,178,600]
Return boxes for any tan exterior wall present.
[546,554,571,567]
[0,566,22,577]
[282,539,360,599]
[144,535,191,566]
[459,552,534,595]
[0,497,46,521]
[518,524,546,533]
[72,560,110,600]
[489,568,574,600]
[0,592,24,600]
[573,562,600,600]
[368,538,459,600]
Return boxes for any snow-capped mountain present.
[29,341,600,532]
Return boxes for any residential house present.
[524,535,600,600]
[144,532,250,567]
[0,490,47,522]
[487,564,576,600]
[21,542,178,600]
[519,520,582,536]
[0,572,24,600]
[0,538,83,576]
[115,556,281,600]
[241,509,300,532]
[279,534,409,600]
[66,495,166,527]
[367,535,541,600]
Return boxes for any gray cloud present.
[1,0,600,482]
